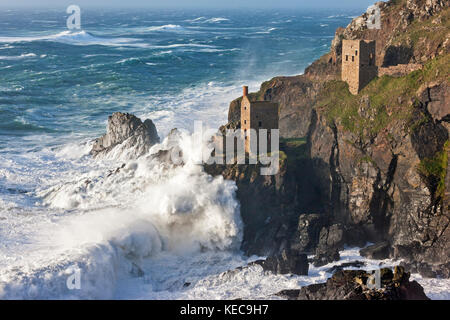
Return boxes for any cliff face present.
[212,0,449,277]
[204,139,326,256]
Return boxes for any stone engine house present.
[341,39,378,94]
[240,86,279,154]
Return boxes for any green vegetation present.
[315,53,449,139]
[282,137,307,148]
[391,7,450,49]
[358,155,376,166]
[280,137,308,167]
[418,140,449,199]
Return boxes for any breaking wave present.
[144,24,185,32]
[0,53,38,60]
[0,30,142,47]
[0,132,242,299]
[186,17,229,24]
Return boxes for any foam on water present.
[144,24,186,32]
[0,132,242,299]
[0,30,144,47]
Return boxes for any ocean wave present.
[186,17,229,24]
[0,30,143,48]
[144,24,185,32]
[0,53,38,60]
[115,57,144,65]
[254,27,277,34]
[0,132,242,299]
[184,17,206,22]
[204,17,229,23]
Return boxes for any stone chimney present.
[243,86,248,97]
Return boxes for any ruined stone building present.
[240,86,279,154]
[342,39,378,94]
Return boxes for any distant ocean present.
[1,7,447,300]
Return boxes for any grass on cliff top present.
[315,53,449,138]
[391,6,450,49]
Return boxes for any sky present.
[0,0,379,9]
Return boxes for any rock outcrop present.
[360,241,392,260]
[251,249,309,275]
[277,266,430,300]
[91,112,159,159]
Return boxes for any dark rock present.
[360,241,391,260]
[313,224,345,266]
[91,112,159,158]
[252,249,309,275]
[313,248,340,267]
[400,261,450,279]
[325,261,366,274]
[290,214,326,254]
[277,266,429,300]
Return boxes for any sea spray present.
[0,132,242,299]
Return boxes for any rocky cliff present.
[210,0,450,277]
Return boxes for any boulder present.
[277,266,430,300]
[313,224,345,267]
[325,261,366,274]
[290,214,326,254]
[360,241,391,260]
[91,112,159,158]
[252,249,309,275]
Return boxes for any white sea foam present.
[204,17,229,23]
[0,132,242,299]
[0,30,142,48]
[0,53,37,60]
[144,24,185,32]
[186,17,229,24]
[255,27,277,34]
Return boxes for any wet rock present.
[360,241,391,260]
[277,266,429,300]
[251,249,309,275]
[401,261,450,279]
[313,224,345,267]
[91,112,159,158]
[290,214,326,254]
[325,261,366,274]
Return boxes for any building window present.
[355,50,358,56]
[352,56,354,62]
[258,121,262,127]
[345,55,348,61]
[244,120,246,124]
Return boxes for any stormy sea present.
[0,7,448,299]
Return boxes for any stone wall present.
[378,63,423,77]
